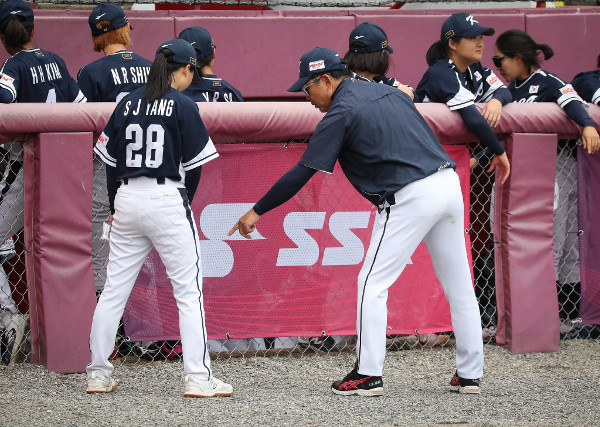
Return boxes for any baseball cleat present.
[184,375,233,398]
[331,364,383,396]
[449,371,480,394]
[86,371,117,394]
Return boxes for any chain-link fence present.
[1,139,599,366]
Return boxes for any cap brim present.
[386,45,394,54]
[462,26,495,38]
[288,76,311,93]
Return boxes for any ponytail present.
[0,16,33,54]
[535,43,554,61]
[144,50,183,104]
[496,29,553,74]
[194,52,213,79]
[425,39,462,66]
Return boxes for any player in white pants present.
[230,47,510,396]
[356,168,483,380]
[87,38,231,397]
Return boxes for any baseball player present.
[493,30,600,320]
[0,0,86,364]
[87,38,232,398]
[416,13,512,171]
[571,54,600,106]
[229,47,509,395]
[178,26,243,103]
[77,3,152,295]
[343,22,414,100]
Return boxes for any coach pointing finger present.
[229,47,484,396]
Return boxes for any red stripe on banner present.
[124,143,471,341]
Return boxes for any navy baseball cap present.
[178,26,215,60]
[441,13,494,41]
[0,0,34,31]
[349,22,393,54]
[288,47,348,92]
[156,38,197,67]
[89,3,129,37]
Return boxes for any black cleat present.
[331,364,383,396]
[449,371,480,394]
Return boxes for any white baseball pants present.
[87,177,212,379]
[356,168,484,379]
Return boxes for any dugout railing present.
[0,102,599,373]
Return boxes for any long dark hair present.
[144,49,185,104]
[343,42,390,76]
[495,29,554,74]
[597,54,600,69]
[0,16,33,54]
[425,37,463,66]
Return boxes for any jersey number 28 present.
[125,124,164,168]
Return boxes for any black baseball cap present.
[288,47,348,92]
[156,38,197,67]
[440,13,494,41]
[178,26,215,60]
[0,0,34,31]
[89,3,129,37]
[349,22,393,54]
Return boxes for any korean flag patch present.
[529,85,539,94]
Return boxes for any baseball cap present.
[0,0,34,31]
[178,26,215,60]
[349,22,393,54]
[440,13,494,41]
[288,47,348,92]
[156,38,197,67]
[89,3,129,37]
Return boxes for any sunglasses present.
[492,55,508,68]
[301,74,328,98]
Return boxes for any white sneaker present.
[2,313,29,365]
[184,375,233,398]
[86,371,117,394]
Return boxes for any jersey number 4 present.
[125,123,164,168]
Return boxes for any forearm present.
[562,101,595,128]
[184,166,202,203]
[491,87,512,105]
[458,105,505,155]
[253,164,317,215]
[106,165,120,215]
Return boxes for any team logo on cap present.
[381,40,388,49]
[190,57,197,66]
[309,60,325,71]
[445,30,455,39]
[95,13,107,20]
[466,15,479,25]
[10,10,22,14]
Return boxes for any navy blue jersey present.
[94,87,218,181]
[415,58,505,109]
[508,69,586,107]
[0,48,85,103]
[571,70,600,106]
[299,79,455,205]
[77,50,151,102]
[351,71,411,90]
[182,74,243,103]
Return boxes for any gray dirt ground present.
[1,340,598,426]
